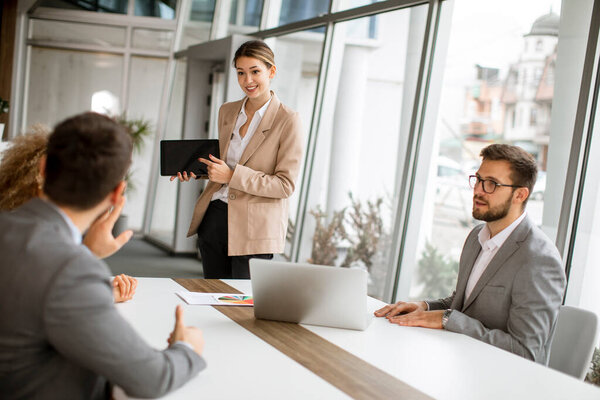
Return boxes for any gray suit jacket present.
[427,215,566,364]
[0,199,206,399]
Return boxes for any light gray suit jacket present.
[427,215,566,364]
[0,199,206,399]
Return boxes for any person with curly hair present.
[0,124,138,302]
[0,125,48,211]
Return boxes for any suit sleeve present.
[444,251,565,362]
[43,255,206,398]
[228,111,303,199]
[426,292,455,310]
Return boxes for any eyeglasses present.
[468,175,522,194]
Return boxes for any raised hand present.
[84,194,133,259]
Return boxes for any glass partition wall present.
[22,7,175,233]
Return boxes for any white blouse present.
[211,96,272,203]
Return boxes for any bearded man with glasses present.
[375,144,565,364]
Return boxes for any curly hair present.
[0,125,50,211]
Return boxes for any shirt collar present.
[239,95,272,118]
[44,200,82,245]
[478,211,527,251]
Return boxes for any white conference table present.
[115,277,600,400]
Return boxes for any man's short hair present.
[44,112,132,210]
[480,144,538,203]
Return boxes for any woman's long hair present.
[0,125,50,211]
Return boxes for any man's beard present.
[472,194,512,222]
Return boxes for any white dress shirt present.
[211,96,272,203]
[464,211,527,301]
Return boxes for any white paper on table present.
[176,291,254,306]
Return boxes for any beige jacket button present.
[229,194,236,200]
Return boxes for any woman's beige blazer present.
[186,92,304,256]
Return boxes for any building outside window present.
[396,0,564,301]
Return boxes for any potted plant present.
[0,97,9,137]
[586,347,600,386]
[111,113,153,236]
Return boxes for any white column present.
[326,44,369,216]
[210,0,233,40]
[260,0,282,30]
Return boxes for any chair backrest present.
[548,305,599,379]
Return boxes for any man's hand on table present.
[374,301,427,318]
[168,305,205,356]
[387,310,444,329]
[374,301,444,329]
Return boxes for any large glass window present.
[278,0,329,25]
[567,97,600,337]
[295,6,426,299]
[229,0,263,27]
[262,0,329,29]
[190,0,215,21]
[135,0,176,19]
[267,29,326,259]
[210,0,264,39]
[224,0,264,36]
[38,0,128,14]
[38,0,178,17]
[179,0,215,49]
[399,0,564,301]
[560,0,600,341]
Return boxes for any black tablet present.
[160,139,220,178]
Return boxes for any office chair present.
[548,305,599,379]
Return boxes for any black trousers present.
[197,200,272,279]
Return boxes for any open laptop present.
[250,259,370,331]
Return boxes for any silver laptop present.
[250,259,370,331]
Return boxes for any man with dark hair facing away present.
[376,144,565,364]
[0,112,206,399]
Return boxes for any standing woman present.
[172,40,304,279]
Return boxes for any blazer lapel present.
[238,92,280,166]
[453,226,483,310]
[219,100,244,159]
[461,216,532,311]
